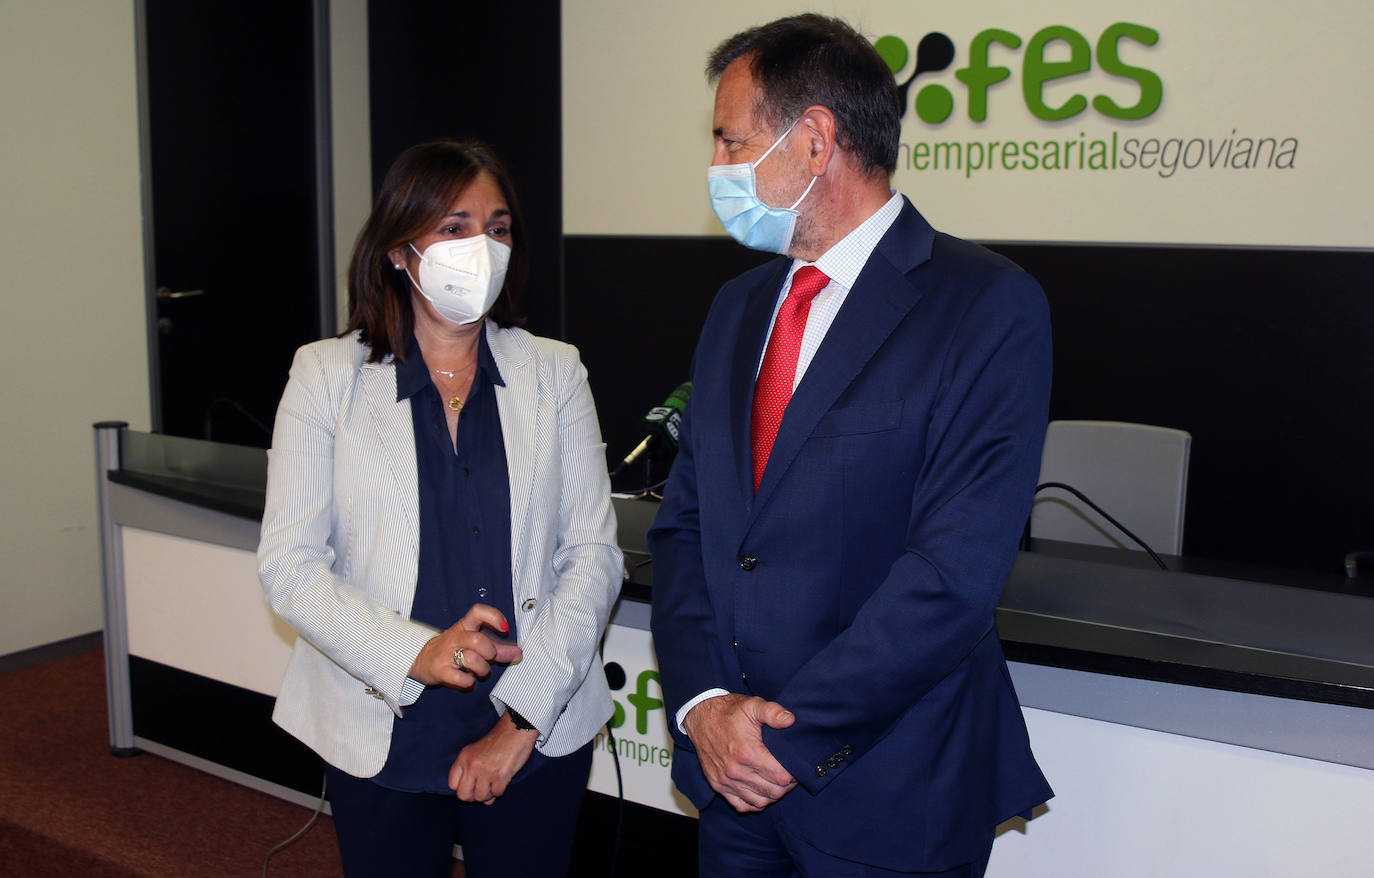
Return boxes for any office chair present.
[1030,420,1192,556]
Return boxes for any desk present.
[95,426,1374,876]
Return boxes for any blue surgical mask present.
[707,119,818,254]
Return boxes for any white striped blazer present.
[257,324,622,777]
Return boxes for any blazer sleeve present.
[257,342,436,716]
[489,345,623,737]
[646,362,734,752]
[762,269,1053,794]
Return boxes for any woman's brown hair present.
[343,140,528,362]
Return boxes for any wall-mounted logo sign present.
[876,25,1162,124]
[874,22,1296,182]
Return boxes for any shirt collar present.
[791,189,904,291]
[395,324,506,403]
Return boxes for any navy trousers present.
[697,798,994,878]
[325,741,592,877]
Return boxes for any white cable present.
[262,773,328,878]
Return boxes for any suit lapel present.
[749,201,935,515]
[487,323,538,591]
[360,359,419,545]
[730,260,791,506]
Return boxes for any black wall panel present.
[992,243,1373,575]
[566,235,1373,576]
[367,0,563,338]
[564,236,772,493]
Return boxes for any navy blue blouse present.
[371,331,537,794]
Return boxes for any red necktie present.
[751,265,829,492]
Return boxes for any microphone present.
[611,382,692,477]
[1023,481,1169,571]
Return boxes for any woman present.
[258,140,622,876]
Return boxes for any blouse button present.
[522,598,537,612]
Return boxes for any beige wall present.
[0,1,151,655]
[331,0,372,329]
[563,0,1374,247]
[0,0,371,657]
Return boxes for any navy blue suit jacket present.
[648,199,1054,871]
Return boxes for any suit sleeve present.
[647,356,734,754]
[489,346,623,739]
[257,344,436,716]
[762,269,1052,794]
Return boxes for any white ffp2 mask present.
[405,235,510,325]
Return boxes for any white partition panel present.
[122,526,294,697]
[588,622,698,817]
[989,707,1374,877]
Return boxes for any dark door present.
[144,0,325,447]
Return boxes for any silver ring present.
[452,647,467,672]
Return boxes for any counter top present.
[102,433,1374,714]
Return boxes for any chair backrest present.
[1031,420,1192,555]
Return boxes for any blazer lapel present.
[750,201,935,513]
[360,359,420,545]
[487,323,538,591]
[730,260,791,506]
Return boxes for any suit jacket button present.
[842,745,853,756]
[740,554,757,571]
[815,765,828,779]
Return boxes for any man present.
[648,14,1053,877]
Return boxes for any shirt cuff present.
[676,688,730,734]
[399,675,426,707]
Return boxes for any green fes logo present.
[606,662,664,734]
[875,23,1162,124]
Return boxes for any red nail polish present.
[501,620,509,633]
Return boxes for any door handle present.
[156,286,206,299]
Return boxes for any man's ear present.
[798,105,837,176]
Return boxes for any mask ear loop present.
[751,118,801,169]
[788,175,818,210]
[392,245,417,296]
[752,118,819,210]
[401,243,425,296]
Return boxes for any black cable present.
[1032,481,1170,571]
[604,723,626,878]
[262,772,328,877]
[597,629,627,878]
[204,395,273,442]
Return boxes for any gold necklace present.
[431,368,465,412]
